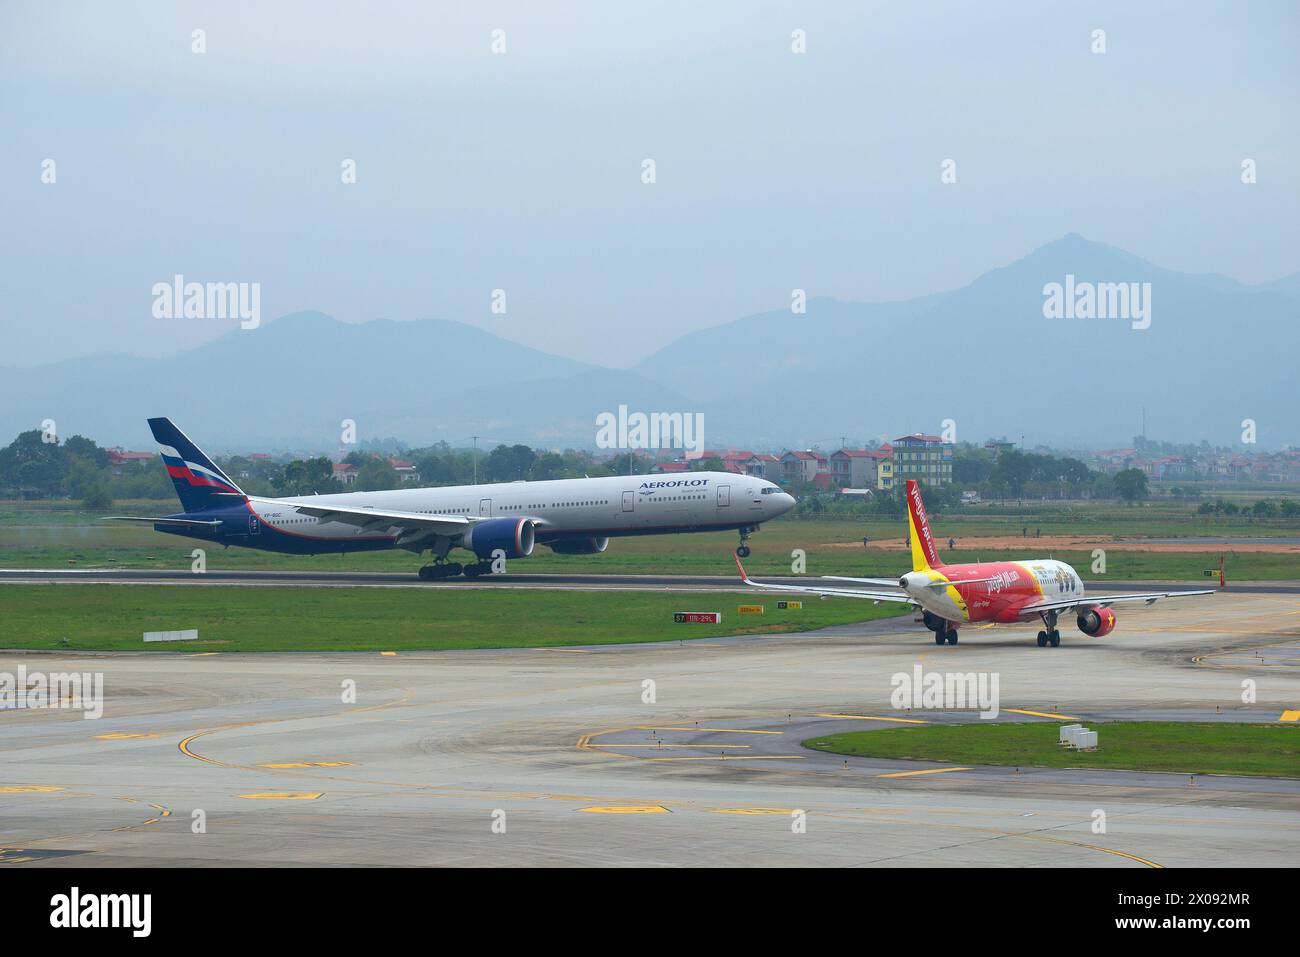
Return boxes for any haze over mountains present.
[4,235,1295,452]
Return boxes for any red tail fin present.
[905,479,942,570]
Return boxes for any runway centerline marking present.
[879,767,972,778]
[815,713,928,724]
[239,792,323,800]
[579,805,669,814]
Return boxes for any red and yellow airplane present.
[736,479,1214,647]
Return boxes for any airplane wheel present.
[1036,631,1048,647]
[947,630,958,645]
[1048,631,1060,648]
[417,566,432,581]
[934,631,946,645]
[463,564,482,578]
[736,545,751,558]
[446,563,463,577]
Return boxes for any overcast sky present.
[3,0,1296,368]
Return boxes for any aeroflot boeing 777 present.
[109,418,796,579]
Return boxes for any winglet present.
[733,551,750,582]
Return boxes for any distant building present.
[332,462,359,485]
[388,458,420,483]
[649,461,691,474]
[743,453,780,478]
[829,448,880,489]
[106,449,155,475]
[781,450,827,484]
[876,444,894,489]
[891,434,953,486]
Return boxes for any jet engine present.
[460,517,535,560]
[547,537,610,555]
[1076,606,1117,637]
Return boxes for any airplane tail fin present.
[148,417,245,513]
[905,479,943,571]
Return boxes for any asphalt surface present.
[2,589,1298,867]
[0,567,1291,594]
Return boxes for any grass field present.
[803,721,1300,778]
[0,584,905,653]
[2,499,1298,581]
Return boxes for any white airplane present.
[109,418,796,578]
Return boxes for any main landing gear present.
[736,526,754,559]
[417,562,463,581]
[1036,609,1062,647]
[416,561,495,580]
[923,610,958,645]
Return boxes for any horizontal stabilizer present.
[101,516,223,529]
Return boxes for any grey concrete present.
[1,591,1298,867]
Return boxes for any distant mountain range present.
[3,235,1296,452]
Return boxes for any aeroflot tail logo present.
[50,887,151,937]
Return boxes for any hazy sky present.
[3,0,1296,368]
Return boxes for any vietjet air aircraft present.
[109,418,796,579]
[737,478,1213,647]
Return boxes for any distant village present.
[97,433,1300,492]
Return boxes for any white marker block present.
[143,629,200,643]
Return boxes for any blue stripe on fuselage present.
[150,507,756,556]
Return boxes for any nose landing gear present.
[736,526,755,558]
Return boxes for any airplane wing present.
[735,555,916,604]
[822,575,906,587]
[275,500,482,536]
[1018,589,1216,615]
[102,516,223,529]
[824,574,1003,589]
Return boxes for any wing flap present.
[276,500,475,536]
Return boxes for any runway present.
[1,566,1294,594]
[1,591,1298,867]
